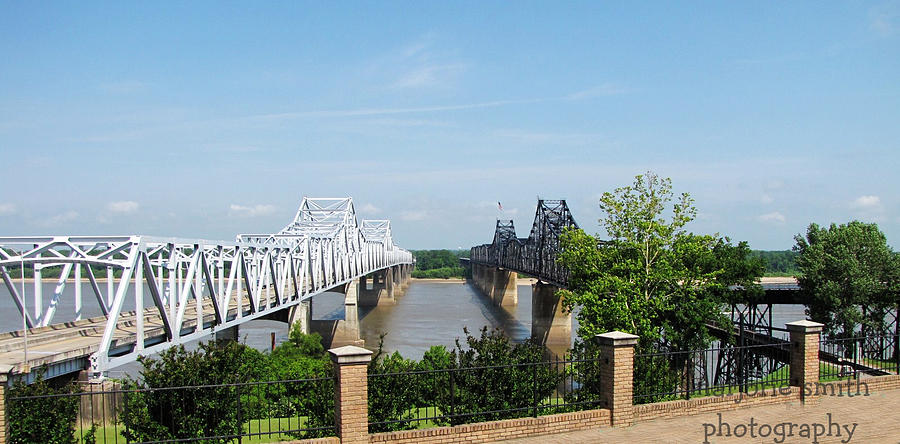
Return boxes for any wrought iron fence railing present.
[7,377,336,443]
[819,334,900,381]
[366,354,605,432]
[633,342,791,405]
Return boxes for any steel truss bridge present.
[468,198,899,387]
[0,197,413,381]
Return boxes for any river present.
[0,279,808,378]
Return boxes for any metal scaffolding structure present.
[0,197,412,378]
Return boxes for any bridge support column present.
[472,264,496,301]
[401,264,411,289]
[311,280,363,349]
[391,265,403,297]
[214,325,240,341]
[531,281,571,346]
[596,331,638,427]
[288,300,312,335]
[787,320,824,403]
[359,270,394,307]
[329,345,373,444]
[492,269,517,306]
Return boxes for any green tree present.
[120,340,269,443]
[559,173,736,353]
[8,370,82,444]
[794,221,900,338]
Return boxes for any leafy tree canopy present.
[794,221,900,338]
[558,173,762,352]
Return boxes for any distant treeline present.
[411,249,470,279]
[750,250,799,276]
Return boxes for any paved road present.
[506,389,900,444]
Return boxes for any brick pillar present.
[596,331,638,427]
[329,345,373,444]
[786,320,823,403]
[0,371,8,444]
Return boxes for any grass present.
[76,416,333,443]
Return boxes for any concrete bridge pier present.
[311,279,364,349]
[359,269,395,306]
[400,264,412,289]
[531,281,571,347]
[492,268,517,306]
[214,325,240,341]
[471,263,517,306]
[391,265,403,297]
[287,299,312,335]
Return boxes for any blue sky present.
[1,1,898,249]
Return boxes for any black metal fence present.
[633,343,791,404]
[7,377,335,443]
[819,334,900,380]
[366,354,605,432]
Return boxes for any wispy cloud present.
[0,203,15,216]
[758,211,786,224]
[107,200,139,214]
[245,98,548,121]
[229,204,276,217]
[400,210,428,221]
[391,63,467,90]
[98,80,148,94]
[40,210,79,227]
[566,83,631,100]
[359,203,380,215]
[871,1,900,37]
[851,195,882,210]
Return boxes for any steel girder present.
[0,197,412,378]
[470,199,578,286]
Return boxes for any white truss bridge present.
[0,197,413,380]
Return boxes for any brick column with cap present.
[329,345,373,443]
[786,320,824,403]
[596,331,639,427]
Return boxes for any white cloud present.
[400,210,428,221]
[566,83,631,100]
[758,211,786,224]
[229,204,276,217]
[359,203,380,214]
[760,193,774,204]
[851,195,882,210]
[391,63,467,90]
[0,203,15,215]
[41,211,79,227]
[98,80,148,94]
[871,2,899,37]
[107,200,139,213]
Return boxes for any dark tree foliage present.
[794,221,900,338]
[440,327,559,425]
[750,250,799,275]
[120,341,264,443]
[410,250,469,278]
[7,370,88,444]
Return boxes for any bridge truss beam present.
[0,197,413,379]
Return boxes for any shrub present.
[8,370,81,444]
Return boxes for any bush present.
[8,370,81,444]
[120,340,266,443]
